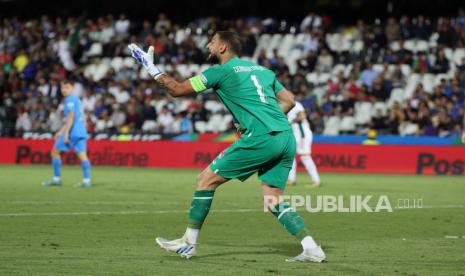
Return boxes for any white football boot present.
[155,235,196,259]
[285,246,326,263]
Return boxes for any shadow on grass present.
[162,241,336,260]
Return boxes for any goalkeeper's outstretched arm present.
[155,75,196,97]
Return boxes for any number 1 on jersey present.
[250,75,267,104]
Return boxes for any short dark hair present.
[216,31,242,55]
[61,78,74,85]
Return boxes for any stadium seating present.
[1,14,464,138]
[323,116,341,136]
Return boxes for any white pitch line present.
[3,201,465,209]
[2,201,174,205]
[1,204,465,217]
[0,209,261,217]
[445,236,459,239]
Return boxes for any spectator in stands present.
[96,109,111,132]
[411,84,428,109]
[394,40,413,65]
[13,49,29,72]
[142,98,157,122]
[139,20,153,41]
[457,8,465,30]
[115,14,130,41]
[373,20,387,50]
[385,17,401,42]
[358,63,379,89]
[388,64,406,88]
[309,111,324,134]
[82,89,97,112]
[269,49,280,69]
[371,109,389,133]
[15,105,31,136]
[276,56,289,75]
[2,13,465,139]
[321,93,334,116]
[339,92,355,117]
[110,83,130,104]
[100,17,116,45]
[383,48,395,64]
[171,111,192,134]
[399,15,413,39]
[154,13,172,34]
[417,101,436,135]
[46,105,62,133]
[344,75,361,100]
[436,108,453,136]
[413,51,431,73]
[315,48,333,73]
[29,101,47,131]
[387,102,403,135]
[256,48,267,66]
[353,19,366,41]
[437,17,455,47]
[125,103,142,132]
[450,79,464,99]
[291,73,308,94]
[180,36,205,64]
[432,49,450,74]
[399,114,420,136]
[157,105,174,133]
[371,74,391,101]
[457,57,465,76]
[110,104,127,131]
[455,26,465,47]
[300,11,322,32]
[412,15,431,39]
[297,51,317,73]
[302,28,319,54]
[241,29,257,57]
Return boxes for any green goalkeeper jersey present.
[189,57,290,136]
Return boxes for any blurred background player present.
[42,80,92,188]
[129,31,326,262]
[286,101,321,187]
[362,129,381,145]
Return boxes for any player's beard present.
[206,52,220,64]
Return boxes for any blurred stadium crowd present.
[1,10,465,137]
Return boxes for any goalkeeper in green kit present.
[128,31,325,262]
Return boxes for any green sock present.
[187,190,215,229]
[271,201,310,241]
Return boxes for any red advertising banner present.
[0,138,464,175]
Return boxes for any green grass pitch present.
[0,165,464,275]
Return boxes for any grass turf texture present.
[0,165,464,275]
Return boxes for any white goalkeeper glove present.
[128,43,163,79]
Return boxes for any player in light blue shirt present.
[42,80,92,188]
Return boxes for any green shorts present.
[209,129,296,190]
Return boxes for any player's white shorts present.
[295,135,312,155]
